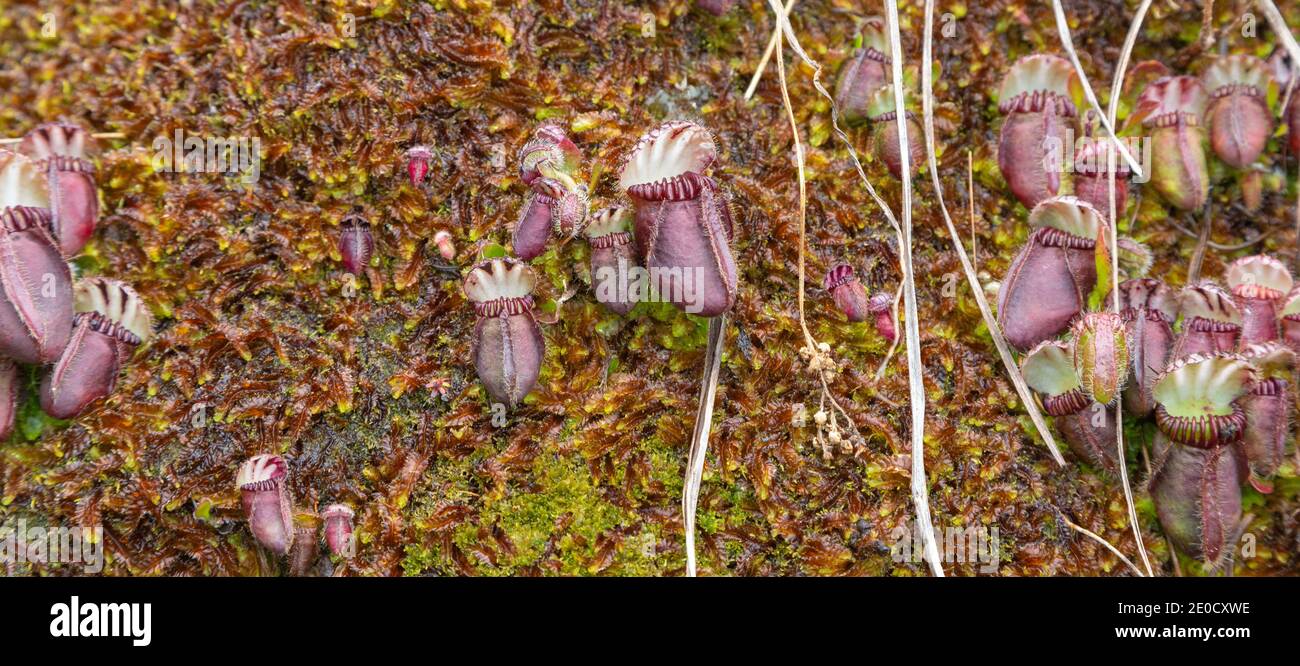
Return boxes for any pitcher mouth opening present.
[619,122,717,202]
[822,264,859,292]
[236,454,288,492]
[1178,283,1243,328]
[74,277,155,343]
[1203,54,1272,100]
[463,257,537,304]
[1040,388,1090,417]
[1227,255,1294,302]
[1133,76,1208,128]
[1152,354,1255,447]
[20,122,96,162]
[1021,340,1083,411]
[1155,404,1246,448]
[997,54,1078,116]
[0,150,51,210]
[1027,196,1105,242]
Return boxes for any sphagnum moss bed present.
[1,0,1298,576]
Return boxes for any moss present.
[0,0,1295,577]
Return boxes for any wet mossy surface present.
[1,1,1297,575]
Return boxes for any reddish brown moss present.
[0,1,1296,576]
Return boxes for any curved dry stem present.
[1169,219,1274,250]
[1062,516,1146,577]
[1104,0,1156,577]
[0,132,124,145]
[764,5,868,463]
[873,283,903,381]
[1257,0,1300,65]
[883,0,943,578]
[1188,204,1214,284]
[761,0,939,575]
[743,0,797,101]
[683,315,726,577]
[921,0,1066,466]
[1050,0,1145,178]
[1261,0,1300,273]
[767,6,814,350]
[762,0,902,240]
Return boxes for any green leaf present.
[1089,226,1113,311]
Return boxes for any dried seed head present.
[1071,311,1130,406]
[406,145,433,186]
[236,454,295,555]
[1152,354,1254,447]
[321,503,356,558]
[339,214,374,276]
